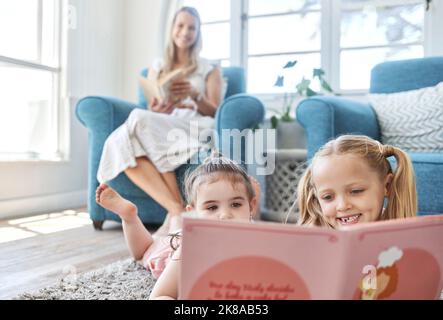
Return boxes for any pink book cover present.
[179,215,443,300]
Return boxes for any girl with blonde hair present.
[292,135,417,228]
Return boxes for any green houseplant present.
[270,61,334,129]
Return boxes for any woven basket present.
[264,149,308,223]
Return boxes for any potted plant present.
[270,61,334,149]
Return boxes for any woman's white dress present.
[97,58,216,183]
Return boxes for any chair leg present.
[92,220,104,231]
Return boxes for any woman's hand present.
[169,79,196,100]
[150,97,175,114]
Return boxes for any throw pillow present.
[368,82,443,152]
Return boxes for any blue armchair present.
[296,57,443,216]
[76,67,265,229]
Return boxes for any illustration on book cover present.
[355,246,441,300]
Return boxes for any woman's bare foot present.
[96,184,137,222]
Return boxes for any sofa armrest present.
[75,96,143,221]
[296,96,381,158]
[76,96,143,131]
[215,94,265,131]
[215,94,265,161]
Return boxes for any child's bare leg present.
[96,184,153,260]
[124,158,185,236]
[168,215,182,233]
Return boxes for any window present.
[182,0,428,94]
[339,0,425,90]
[0,0,68,161]
[183,0,232,66]
[247,0,322,93]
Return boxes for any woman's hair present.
[292,135,417,227]
[184,151,255,206]
[159,6,202,80]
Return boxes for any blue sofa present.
[296,57,443,216]
[76,67,265,229]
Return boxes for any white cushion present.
[368,82,443,152]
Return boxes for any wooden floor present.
[0,208,152,300]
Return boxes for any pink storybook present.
[179,215,443,300]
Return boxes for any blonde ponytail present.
[383,145,417,219]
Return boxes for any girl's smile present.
[312,154,392,229]
[336,213,362,225]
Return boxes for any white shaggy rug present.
[14,258,443,300]
[15,259,156,300]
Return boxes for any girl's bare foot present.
[96,184,137,222]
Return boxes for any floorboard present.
[0,208,142,300]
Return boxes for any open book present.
[139,68,186,102]
[180,214,443,300]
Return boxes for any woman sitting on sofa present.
[96,6,223,234]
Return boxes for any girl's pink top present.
[142,234,179,279]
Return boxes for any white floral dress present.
[97,58,215,183]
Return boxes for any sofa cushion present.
[409,152,443,215]
[368,82,443,152]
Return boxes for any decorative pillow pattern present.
[368,82,443,152]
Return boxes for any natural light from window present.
[0,210,90,244]
[182,0,425,94]
[184,0,231,66]
[0,0,65,161]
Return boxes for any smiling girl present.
[294,135,417,228]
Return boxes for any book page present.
[180,215,443,300]
[339,215,443,300]
[158,68,186,99]
[139,68,185,102]
[158,68,186,87]
[139,76,162,102]
[180,218,348,300]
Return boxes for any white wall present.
[427,0,443,57]
[122,0,168,103]
[69,0,124,98]
[0,0,124,219]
